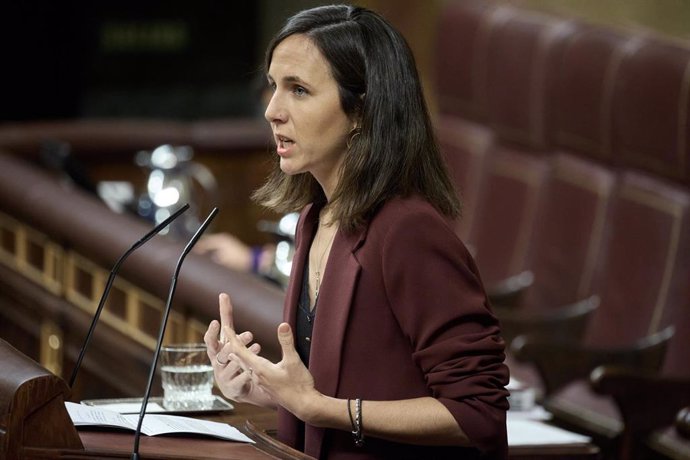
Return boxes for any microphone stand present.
[68,204,190,388]
[131,207,218,460]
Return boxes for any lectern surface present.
[20,400,600,460]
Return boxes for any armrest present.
[511,326,673,396]
[497,295,599,344]
[590,365,690,436]
[487,270,534,307]
[677,407,690,439]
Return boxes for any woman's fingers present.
[226,332,270,377]
[248,342,261,355]
[218,293,235,341]
[206,294,239,361]
[238,330,254,345]
[277,323,299,362]
[204,320,222,360]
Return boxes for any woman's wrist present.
[237,387,277,409]
[298,393,352,432]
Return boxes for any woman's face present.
[265,34,355,198]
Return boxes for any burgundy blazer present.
[278,196,510,460]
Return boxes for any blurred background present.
[2,0,689,122]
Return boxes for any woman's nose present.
[264,93,286,124]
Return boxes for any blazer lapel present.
[278,204,316,451]
[309,229,363,393]
[305,224,366,458]
[283,204,317,326]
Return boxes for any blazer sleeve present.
[380,205,509,454]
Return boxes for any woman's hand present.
[204,293,274,407]
[226,322,325,424]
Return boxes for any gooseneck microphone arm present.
[131,207,218,460]
[68,203,190,388]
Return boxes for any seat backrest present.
[469,146,551,285]
[660,281,690,378]
[582,35,690,349]
[434,0,504,121]
[434,1,509,242]
[612,36,690,186]
[521,153,616,310]
[585,171,690,348]
[516,25,630,311]
[436,116,493,242]
[484,6,577,149]
[551,26,642,165]
[464,6,577,285]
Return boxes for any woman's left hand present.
[225,322,323,423]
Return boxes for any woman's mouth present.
[276,135,295,156]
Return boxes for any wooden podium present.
[0,338,83,458]
[1,338,599,459]
[0,338,313,460]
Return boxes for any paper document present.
[65,402,253,443]
[508,419,591,446]
[91,401,167,414]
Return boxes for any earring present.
[347,127,361,150]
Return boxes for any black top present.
[295,261,315,365]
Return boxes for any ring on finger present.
[216,354,228,366]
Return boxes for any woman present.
[205,5,509,459]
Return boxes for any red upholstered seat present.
[520,153,615,313]
[551,26,642,164]
[436,116,493,242]
[434,2,690,459]
[583,172,690,348]
[499,24,634,396]
[468,146,551,287]
[483,5,577,149]
[612,36,690,186]
[433,0,500,243]
[500,153,615,393]
[462,2,577,287]
[434,0,503,121]
[591,271,690,459]
[517,171,690,453]
[647,420,690,460]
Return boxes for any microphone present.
[68,204,190,388]
[131,207,219,460]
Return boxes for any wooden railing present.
[0,150,285,401]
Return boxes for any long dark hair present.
[253,4,460,232]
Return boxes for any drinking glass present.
[160,343,214,410]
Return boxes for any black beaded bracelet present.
[347,398,364,447]
[355,398,364,447]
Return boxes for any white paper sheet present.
[94,402,167,414]
[65,402,253,443]
[508,419,592,446]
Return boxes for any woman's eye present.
[293,86,307,96]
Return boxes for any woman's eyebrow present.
[283,75,309,85]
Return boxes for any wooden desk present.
[0,335,595,459]
[509,444,600,460]
[209,403,600,460]
[1,331,598,459]
[21,401,599,459]
[23,403,314,460]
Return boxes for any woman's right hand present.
[204,293,275,407]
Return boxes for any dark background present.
[1,1,261,121]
